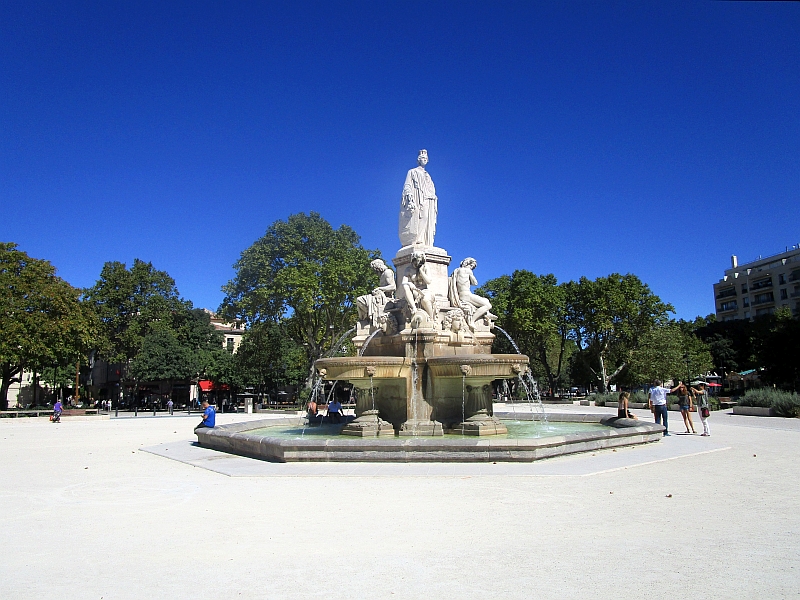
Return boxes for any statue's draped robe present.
[398,166,437,247]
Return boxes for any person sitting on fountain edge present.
[327,397,343,424]
[195,400,216,431]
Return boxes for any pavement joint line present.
[576,446,732,477]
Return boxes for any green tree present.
[83,259,191,364]
[758,307,800,391]
[129,309,228,395]
[220,212,380,385]
[0,243,96,409]
[624,320,713,386]
[235,322,307,402]
[567,274,673,392]
[480,271,571,395]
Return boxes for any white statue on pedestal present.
[356,259,396,328]
[400,251,437,327]
[398,149,437,247]
[448,257,495,330]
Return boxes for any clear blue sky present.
[2,2,798,320]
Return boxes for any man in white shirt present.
[649,379,680,436]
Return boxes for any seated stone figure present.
[356,259,396,328]
[400,251,437,328]
[448,257,495,330]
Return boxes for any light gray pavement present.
[1,406,798,599]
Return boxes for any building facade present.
[713,245,800,321]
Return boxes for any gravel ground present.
[1,407,798,599]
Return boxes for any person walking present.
[649,380,679,436]
[691,381,712,436]
[676,382,697,434]
[167,398,174,416]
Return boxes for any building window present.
[226,338,235,352]
[744,311,750,319]
[743,297,750,307]
[780,289,788,300]
[779,274,786,285]
[753,292,774,305]
[751,277,773,291]
[741,284,748,293]
[719,300,737,312]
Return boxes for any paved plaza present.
[1,405,798,599]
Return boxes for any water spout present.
[494,326,547,423]
[324,326,356,357]
[359,328,382,356]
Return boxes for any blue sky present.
[2,1,798,320]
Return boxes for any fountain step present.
[340,423,396,437]
[448,418,508,436]
[398,421,444,436]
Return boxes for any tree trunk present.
[598,354,608,393]
[0,375,10,410]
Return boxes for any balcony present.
[715,288,737,300]
[752,292,775,306]
[750,279,773,291]
[718,301,738,313]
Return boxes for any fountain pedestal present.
[451,409,508,436]
[340,409,395,437]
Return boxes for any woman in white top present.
[691,382,711,436]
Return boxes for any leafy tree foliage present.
[220,212,380,384]
[234,322,307,401]
[567,274,673,392]
[624,321,714,386]
[479,271,572,394]
[0,243,96,409]
[129,309,227,388]
[83,259,190,363]
[756,307,800,391]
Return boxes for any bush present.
[739,388,793,408]
[771,396,800,418]
[739,388,800,417]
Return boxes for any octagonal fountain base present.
[195,413,664,463]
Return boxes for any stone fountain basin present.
[314,354,530,381]
[426,354,529,379]
[314,356,409,380]
[195,413,664,462]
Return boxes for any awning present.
[706,382,722,387]
[198,380,230,392]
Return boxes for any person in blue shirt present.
[52,400,63,423]
[195,400,216,431]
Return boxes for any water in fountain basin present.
[248,420,604,440]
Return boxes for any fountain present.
[196,150,664,461]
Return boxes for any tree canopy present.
[479,271,572,394]
[83,259,190,364]
[219,212,380,383]
[567,274,674,391]
[0,243,95,408]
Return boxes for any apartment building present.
[713,245,800,321]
